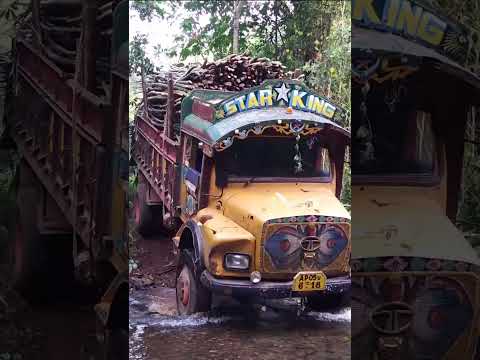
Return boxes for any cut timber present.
[137,54,303,137]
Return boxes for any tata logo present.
[220,82,337,119]
[353,0,447,46]
[370,301,413,334]
[301,236,322,252]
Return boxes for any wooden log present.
[139,54,290,131]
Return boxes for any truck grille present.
[351,266,479,359]
[261,215,350,273]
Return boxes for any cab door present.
[180,136,204,217]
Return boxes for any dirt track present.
[130,230,177,289]
[129,234,351,360]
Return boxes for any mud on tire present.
[176,249,211,315]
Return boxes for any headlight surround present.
[224,253,250,270]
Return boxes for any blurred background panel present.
[351,0,480,359]
[0,0,129,358]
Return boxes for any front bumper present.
[200,271,351,299]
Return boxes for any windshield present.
[352,107,437,176]
[215,136,332,180]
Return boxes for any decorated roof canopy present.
[352,0,480,87]
[180,80,349,152]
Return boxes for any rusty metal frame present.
[13,38,113,251]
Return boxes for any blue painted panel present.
[184,166,200,188]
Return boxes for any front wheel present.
[176,249,211,315]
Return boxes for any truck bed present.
[12,37,112,248]
[133,111,181,209]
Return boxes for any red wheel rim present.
[178,268,190,306]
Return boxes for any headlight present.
[224,253,250,270]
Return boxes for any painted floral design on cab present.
[264,223,348,271]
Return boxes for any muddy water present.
[130,287,351,360]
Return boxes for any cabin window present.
[352,107,436,175]
[183,137,203,173]
[183,137,192,167]
[402,111,435,172]
[215,136,332,180]
[316,147,331,176]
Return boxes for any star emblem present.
[274,83,290,103]
[216,109,225,119]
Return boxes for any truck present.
[133,73,352,314]
[4,0,129,357]
[351,0,480,358]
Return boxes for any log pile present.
[139,54,302,133]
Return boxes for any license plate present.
[292,271,326,292]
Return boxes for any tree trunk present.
[232,0,243,54]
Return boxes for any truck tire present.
[176,249,211,315]
[306,289,350,311]
[134,181,165,236]
[133,181,154,236]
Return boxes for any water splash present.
[308,307,351,322]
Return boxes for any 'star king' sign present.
[352,0,448,46]
[352,0,477,68]
[216,80,339,121]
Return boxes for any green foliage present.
[303,3,351,128]
[458,110,480,236]
[0,0,29,137]
[129,1,168,77]
[298,4,351,206]
[244,1,291,64]
[421,0,480,30]
[131,0,351,72]
[424,1,480,237]
[342,162,351,212]
[165,0,348,68]
[128,172,138,207]
[165,0,241,60]
[0,0,29,26]
[280,1,344,69]
[129,33,154,77]
[129,0,165,22]
[129,80,141,123]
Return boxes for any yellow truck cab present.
[351,0,480,358]
[133,79,351,314]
